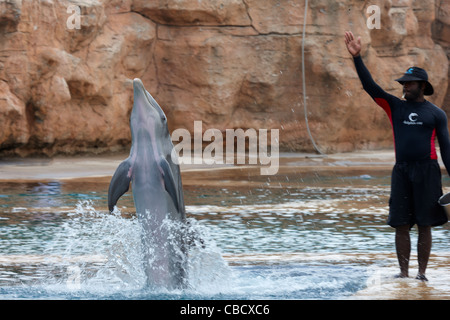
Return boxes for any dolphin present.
[108,78,187,289]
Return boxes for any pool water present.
[0,168,449,300]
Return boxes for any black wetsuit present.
[353,55,449,227]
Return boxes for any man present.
[344,31,450,281]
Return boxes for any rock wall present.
[0,0,448,157]
[433,0,450,109]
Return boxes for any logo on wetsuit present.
[404,112,423,125]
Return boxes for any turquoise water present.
[0,171,449,299]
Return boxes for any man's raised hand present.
[345,31,361,57]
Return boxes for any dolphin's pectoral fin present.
[108,159,133,212]
[160,158,180,212]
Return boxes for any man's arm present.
[435,109,450,176]
[352,56,393,102]
[345,31,397,110]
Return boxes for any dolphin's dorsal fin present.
[159,158,180,212]
[108,159,133,212]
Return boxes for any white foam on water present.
[38,200,233,298]
[3,198,447,299]
[9,200,364,299]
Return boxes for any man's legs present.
[395,224,432,280]
[395,224,410,278]
[390,162,441,280]
[417,225,431,280]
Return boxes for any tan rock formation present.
[433,0,450,112]
[0,0,448,157]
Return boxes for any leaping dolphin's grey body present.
[108,78,186,289]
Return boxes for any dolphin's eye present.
[162,115,166,122]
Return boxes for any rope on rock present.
[302,0,325,155]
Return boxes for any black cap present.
[395,67,434,96]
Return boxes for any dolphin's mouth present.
[133,78,156,109]
[133,78,145,91]
[133,78,146,97]
[132,78,168,125]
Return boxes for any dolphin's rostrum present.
[108,78,187,289]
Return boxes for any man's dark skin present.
[345,31,432,280]
[403,81,427,103]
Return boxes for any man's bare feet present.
[415,274,428,281]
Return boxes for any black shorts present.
[388,160,448,228]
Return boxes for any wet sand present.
[1,150,450,300]
[0,150,397,182]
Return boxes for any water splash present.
[42,200,232,298]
